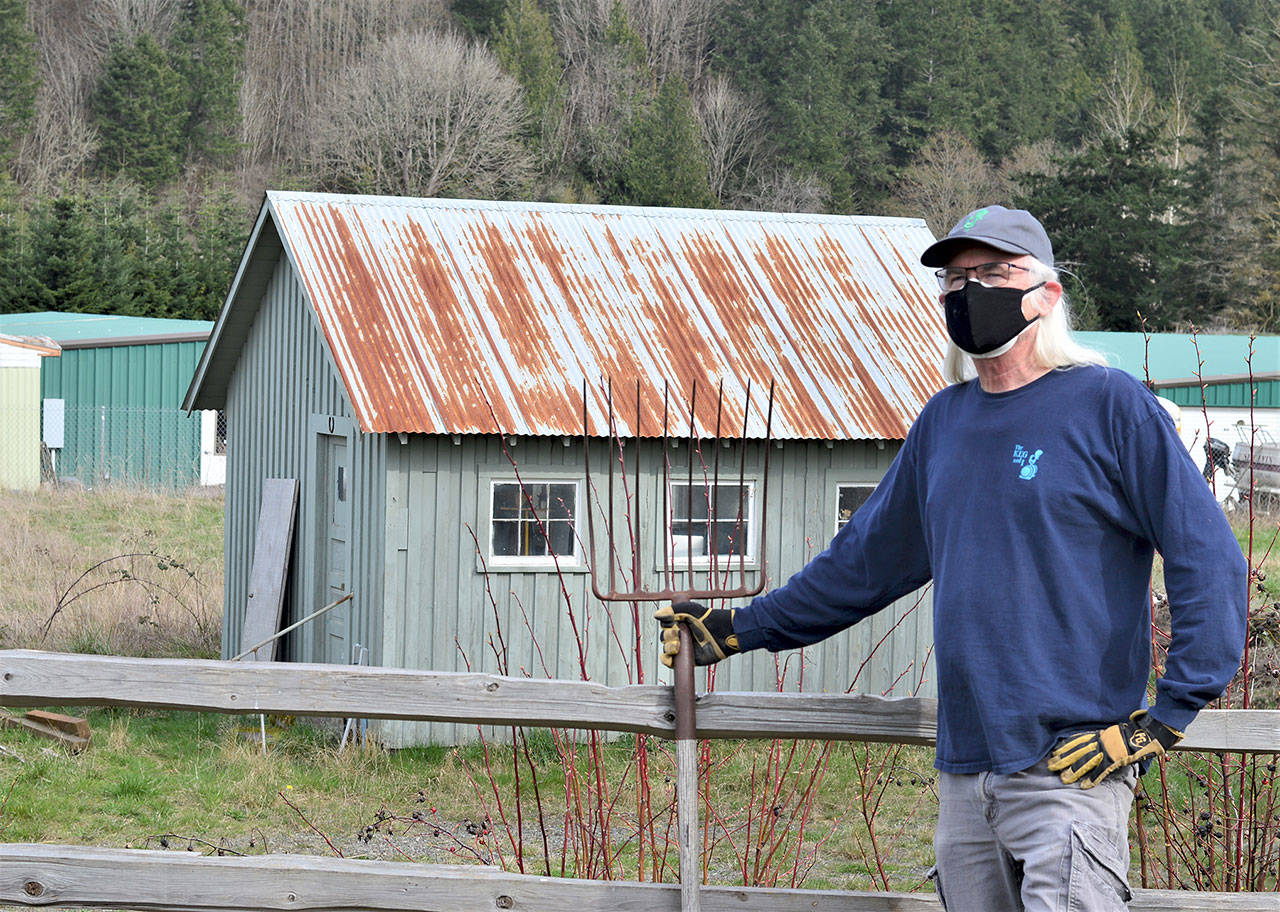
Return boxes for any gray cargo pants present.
[930,758,1136,911]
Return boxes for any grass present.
[0,706,938,889]
[0,485,222,658]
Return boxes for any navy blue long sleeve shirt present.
[733,365,1248,774]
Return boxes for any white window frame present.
[834,482,877,536]
[661,478,759,571]
[487,477,584,569]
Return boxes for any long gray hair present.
[942,258,1107,384]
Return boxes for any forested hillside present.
[1,0,1278,332]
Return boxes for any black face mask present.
[944,281,1045,356]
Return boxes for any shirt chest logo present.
[1012,444,1044,480]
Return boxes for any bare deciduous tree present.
[1093,51,1156,142]
[695,74,767,204]
[895,131,1004,235]
[238,0,447,175]
[16,88,98,193]
[85,0,180,49]
[548,0,724,179]
[626,0,723,84]
[740,166,827,214]
[307,30,533,199]
[551,0,720,82]
[17,1,106,191]
[998,139,1061,198]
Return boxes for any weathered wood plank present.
[239,478,300,663]
[0,709,90,753]
[694,691,939,745]
[1177,708,1280,754]
[0,651,1276,753]
[0,651,676,736]
[0,845,1272,912]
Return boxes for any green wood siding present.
[378,434,933,747]
[39,341,205,486]
[222,255,386,670]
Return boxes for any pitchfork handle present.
[675,623,700,911]
[675,624,697,740]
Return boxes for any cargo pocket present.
[927,864,949,910]
[1064,821,1131,912]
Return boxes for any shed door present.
[317,434,352,665]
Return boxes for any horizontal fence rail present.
[3,649,1280,911]
[0,844,1271,912]
[0,650,1276,751]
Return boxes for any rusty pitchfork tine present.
[581,376,774,603]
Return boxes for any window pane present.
[522,483,550,519]
[548,519,575,556]
[670,522,706,558]
[672,483,712,521]
[519,519,547,556]
[837,485,875,530]
[493,483,521,519]
[713,483,748,519]
[549,483,576,520]
[670,481,752,559]
[492,520,518,556]
[712,519,749,557]
[491,480,581,563]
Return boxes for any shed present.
[185,191,947,746]
[1076,331,1280,446]
[0,333,61,491]
[0,312,220,487]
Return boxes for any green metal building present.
[0,312,217,488]
[1076,331,1280,444]
[185,192,950,746]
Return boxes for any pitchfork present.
[582,377,775,911]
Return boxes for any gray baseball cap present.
[920,205,1054,268]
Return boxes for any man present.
[656,205,1247,911]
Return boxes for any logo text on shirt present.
[1013,444,1044,480]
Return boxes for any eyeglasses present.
[934,261,1032,292]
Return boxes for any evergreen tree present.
[452,0,507,39]
[0,0,38,171]
[494,0,563,156]
[0,177,50,313]
[1182,84,1256,327]
[714,0,888,211]
[1233,7,1280,330]
[1018,128,1210,330]
[570,2,653,196]
[615,77,715,209]
[173,0,246,167]
[93,35,188,186]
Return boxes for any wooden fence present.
[1,648,1278,911]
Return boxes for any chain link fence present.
[1,402,220,490]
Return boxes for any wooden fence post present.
[675,625,700,912]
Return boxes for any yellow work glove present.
[654,600,739,668]
[1047,709,1184,789]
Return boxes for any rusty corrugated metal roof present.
[258,192,945,439]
